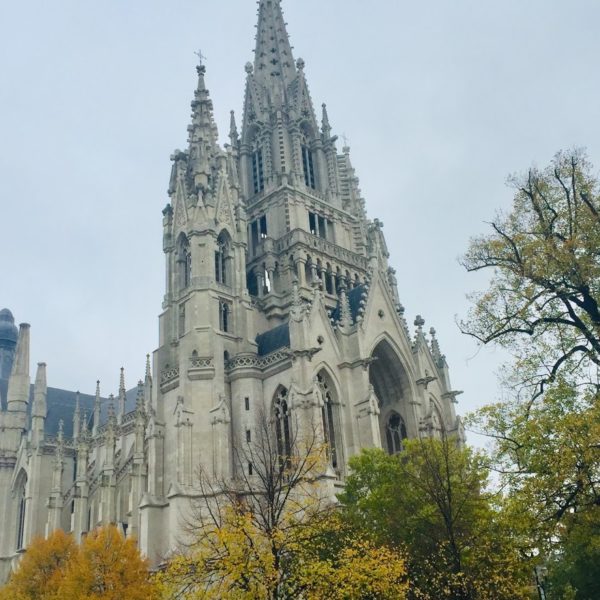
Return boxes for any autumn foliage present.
[0,529,76,600]
[0,526,158,600]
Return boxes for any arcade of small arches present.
[247,252,367,299]
[245,121,322,199]
[176,230,234,293]
[270,368,342,475]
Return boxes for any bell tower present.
[145,0,464,564]
[233,0,377,324]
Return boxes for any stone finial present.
[229,110,239,146]
[93,380,101,435]
[322,103,331,137]
[338,282,353,331]
[296,57,305,71]
[118,367,126,422]
[108,394,115,420]
[245,61,253,74]
[136,380,145,412]
[145,354,152,382]
[73,392,81,439]
[414,315,425,330]
[291,277,304,321]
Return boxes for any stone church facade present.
[0,0,464,578]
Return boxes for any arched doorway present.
[369,339,413,454]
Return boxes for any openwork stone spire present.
[254,0,296,88]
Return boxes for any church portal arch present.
[369,338,414,454]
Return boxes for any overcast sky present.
[2,0,600,443]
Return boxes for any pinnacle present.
[253,0,296,88]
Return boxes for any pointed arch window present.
[274,387,291,465]
[252,145,264,195]
[16,476,27,550]
[301,132,316,189]
[317,373,339,470]
[177,234,192,291]
[386,412,407,455]
[215,231,231,286]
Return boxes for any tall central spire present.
[253,0,296,88]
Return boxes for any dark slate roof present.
[330,284,367,324]
[256,323,290,356]
[0,378,139,439]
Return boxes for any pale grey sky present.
[2,0,600,443]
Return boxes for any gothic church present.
[0,0,464,577]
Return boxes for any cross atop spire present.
[253,0,296,88]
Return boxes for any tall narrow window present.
[16,481,26,550]
[259,215,268,239]
[386,412,407,455]
[252,148,264,194]
[250,221,259,255]
[317,373,338,470]
[177,234,192,290]
[219,300,231,332]
[302,142,315,189]
[309,212,317,235]
[274,387,291,465]
[178,303,186,337]
[215,232,230,285]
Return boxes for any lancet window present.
[15,475,27,550]
[215,231,231,286]
[219,300,231,332]
[386,411,407,455]
[317,373,339,470]
[252,145,264,194]
[274,387,291,463]
[177,234,192,290]
[301,132,316,189]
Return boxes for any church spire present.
[187,57,219,191]
[253,0,296,89]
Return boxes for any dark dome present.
[0,309,18,346]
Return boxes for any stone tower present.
[144,0,464,563]
[0,1,464,576]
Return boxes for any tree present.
[0,529,76,600]
[158,410,408,599]
[462,150,600,598]
[460,149,600,399]
[57,525,158,600]
[338,439,531,600]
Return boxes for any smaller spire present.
[413,315,426,348]
[93,380,101,435]
[7,323,31,412]
[145,355,152,382]
[32,362,47,419]
[321,103,331,138]
[338,282,353,331]
[144,354,153,415]
[54,419,65,465]
[73,392,81,440]
[229,110,239,147]
[107,394,117,435]
[118,367,126,423]
[429,327,447,368]
[136,380,145,413]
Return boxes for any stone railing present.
[225,349,290,372]
[274,229,368,270]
